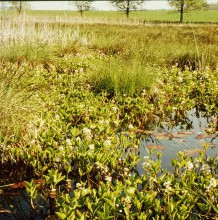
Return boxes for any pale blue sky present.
[30,1,218,11]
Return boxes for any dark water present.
[138,109,218,173]
[0,191,50,220]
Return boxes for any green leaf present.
[197,203,207,212]
[56,212,67,219]
[85,197,93,212]
[104,198,114,208]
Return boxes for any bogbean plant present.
[23,137,218,219]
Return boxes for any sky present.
[30,0,218,11]
[30,1,170,11]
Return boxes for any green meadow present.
[2,9,218,23]
[0,10,217,219]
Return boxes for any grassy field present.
[30,10,218,23]
[1,9,218,23]
[0,11,218,219]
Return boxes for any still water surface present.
[138,109,218,173]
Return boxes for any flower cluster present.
[124,196,132,209]
[76,182,84,191]
[142,156,151,168]
[103,139,111,146]
[185,161,194,171]
[206,178,217,192]
[201,163,211,175]
[163,180,172,193]
[96,162,109,175]
[89,144,95,151]
[104,175,112,183]
[83,127,92,140]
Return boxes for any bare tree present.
[168,0,207,23]
[9,1,29,14]
[110,0,145,18]
[69,1,93,16]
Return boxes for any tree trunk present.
[180,2,184,23]
[80,10,83,16]
[126,7,130,18]
[18,1,22,14]
[126,0,130,18]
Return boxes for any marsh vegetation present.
[0,12,217,219]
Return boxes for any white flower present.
[144,156,149,160]
[209,178,217,188]
[164,181,171,187]
[194,163,199,168]
[164,181,172,192]
[83,127,91,135]
[142,162,151,167]
[55,157,60,162]
[103,166,109,173]
[186,161,194,171]
[124,168,129,175]
[55,114,60,119]
[124,168,129,172]
[133,145,138,149]
[125,196,131,203]
[66,139,72,146]
[194,158,200,168]
[104,139,111,146]
[76,136,81,142]
[105,120,109,125]
[79,67,84,73]
[88,106,93,111]
[89,144,95,151]
[127,187,135,195]
[178,151,185,156]
[124,196,131,208]
[76,183,82,188]
[112,106,118,112]
[141,89,146,96]
[201,164,211,175]
[128,124,134,130]
[59,146,64,151]
[76,183,83,190]
[105,176,112,182]
[114,120,119,126]
[83,128,92,139]
[177,77,183,82]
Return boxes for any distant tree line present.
[0,0,209,23]
[69,0,208,22]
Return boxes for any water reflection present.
[138,109,218,173]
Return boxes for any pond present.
[138,109,218,173]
